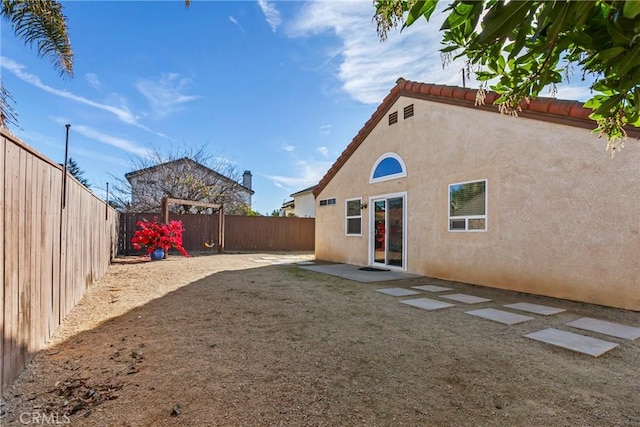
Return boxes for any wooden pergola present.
[161,197,224,253]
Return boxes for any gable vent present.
[388,111,398,125]
[404,104,414,119]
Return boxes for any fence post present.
[217,204,224,253]
[162,197,169,224]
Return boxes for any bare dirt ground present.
[1,252,639,426]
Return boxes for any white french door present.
[369,192,406,269]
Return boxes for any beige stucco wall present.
[315,97,640,311]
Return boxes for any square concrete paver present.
[466,308,533,325]
[440,293,492,304]
[566,317,640,340]
[525,328,619,357]
[411,285,453,293]
[400,298,455,311]
[301,264,420,283]
[376,288,422,297]
[503,302,566,316]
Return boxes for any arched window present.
[370,152,407,183]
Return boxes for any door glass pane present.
[374,200,386,264]
[387,197,403,267]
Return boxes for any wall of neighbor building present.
[294,192,316,218]
[315,96,640,311]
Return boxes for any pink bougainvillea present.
[131,217,189,257]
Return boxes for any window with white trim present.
[449,180,487,231]
[370,152,407,183]
[345,198,362,235]
[319,198,336,206]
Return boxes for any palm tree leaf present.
[2,0,73,76]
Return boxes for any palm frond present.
[1,0,73,76]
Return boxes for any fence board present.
[118,213,314,254]
[0,134,5,391]
[3,140,20,393]
[1,128,118,395]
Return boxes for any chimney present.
[243,170,252,190]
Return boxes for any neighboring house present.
[125,157,254,214]
[313,78,639,311]
[280,199,295,217]
[281,185,317,217]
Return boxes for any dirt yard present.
[1,253,639,426]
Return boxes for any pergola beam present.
[161,197,224,253]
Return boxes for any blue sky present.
[1,0,593,215]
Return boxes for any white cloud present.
[258,0,281,32]
[317,146,329,157]
[281,144,295,152]
[71,145,130,167]
[229,16,239,25]
[288,1,465,104]
[85,73,102,90]
[288,2,595,106]
[135,73,199,118]
[319,124,332,136]
[266,159,331,192]
[555,85,593,102]
[68,123,151,158]
[1,56,165,136]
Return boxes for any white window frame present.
[448,179,488,232]
[368,191,408,270]
[345,198,362,236]
[319,197,336,207]
[369,152,407,184]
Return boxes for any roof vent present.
[388,111,398,125]
[404,104,414,119]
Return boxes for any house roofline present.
[125,157,254,194]
[313,77,639,198]
[290,185,317,197]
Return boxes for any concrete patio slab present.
[466,308,533,325]
[503,302,566,316]
[297,261,315,265]
[376,288,422,297]
[440,293,492,304]
[400,298,455,311]
[410,285,453,293]
[525,328,619,357]
[566,317,640,340]
[300,264,420,283]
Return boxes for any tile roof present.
[313,78,639,198]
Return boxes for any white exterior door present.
[369,192,406,269]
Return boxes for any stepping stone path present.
[503,302,566,316]
[400,297,455,311]
[371,285,634,357]
[440,293,492,304]
[410,285,452,292]
[465,308,533,325]
[376,287,422,297]
[524,328,618,357]
[566,317,640,340]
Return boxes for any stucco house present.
[313,78,639,311]
[281,185,317,217]
[125,157,254,214]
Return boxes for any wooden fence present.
[1,128,119,395]
[119,213,315,254]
